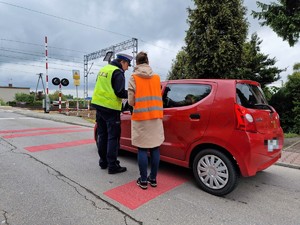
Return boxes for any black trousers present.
[96,108,121,170]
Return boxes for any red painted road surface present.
[24,139,95,152]
[104,170,189,210]
[1,125,190,210]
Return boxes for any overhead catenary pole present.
[83,38,138,99]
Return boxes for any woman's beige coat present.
[127,64,165,148]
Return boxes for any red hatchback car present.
[94,79,284,196]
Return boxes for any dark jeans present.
[138,147,160,182]
[96,108,121,170]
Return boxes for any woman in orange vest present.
[128,51,164,190]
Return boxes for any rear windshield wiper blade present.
[254,104,274,113]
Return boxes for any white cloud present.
[257,27,300,84]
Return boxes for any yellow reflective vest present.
[91,64,122,111]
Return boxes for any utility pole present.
[34,73,46,101]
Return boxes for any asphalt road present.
[0,108,300,225]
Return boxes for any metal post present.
[76,85,79,113]
[58,83,62,113]
[44,36,50,113]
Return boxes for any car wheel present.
[192,149,238,196]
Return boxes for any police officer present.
[92,53,133,174]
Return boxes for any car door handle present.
[190,113,200,119]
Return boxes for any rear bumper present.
[230,130,284,177]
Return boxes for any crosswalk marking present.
[2,128,91,139]
[0,126,82,134]
[25,139,94,152]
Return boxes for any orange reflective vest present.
[131,74,163,121]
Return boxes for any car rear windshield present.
[236,83,268,109]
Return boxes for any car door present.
[120,100,136,152]
[161,81,214,161]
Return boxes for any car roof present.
[161,79,260,86]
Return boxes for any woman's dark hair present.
[136,51,149,65]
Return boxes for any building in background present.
[0,84,30,103]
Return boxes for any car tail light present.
[235,104,257,133]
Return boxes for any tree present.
[49,91,68,102]
[64,94,74,100]
[285,63,300,133]
[252,0,300,46]
[269,86,293,132]
[184,0,248,78]
[168,1,283,85]
[235,33,284,87]
[269,62,300,133]
[167,50,188,80]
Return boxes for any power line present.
[0,1,177,53]
[0,42,114,66]
[0,67,34,74]
[0,38,89,54]
[0,48,106,68]
[0,47,83,64]
[0,1,132,39]
[0,60,81,72]
[0,45,84,61]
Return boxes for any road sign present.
[73,70,80,86]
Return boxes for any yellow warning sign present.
[73,70,80,80]
[72,70,80,86]
[74,80,80,86]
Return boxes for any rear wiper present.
[254,104,274,113]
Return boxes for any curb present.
[283,139,300,151]
[279,141,300,169]
[275,162,300,170]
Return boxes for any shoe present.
[147,176,157,187]
[100,165,107,169]
[137,178,148,189]
[99,162,107,169]
[108,166,127,174]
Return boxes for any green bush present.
[292,101,300,134]
[0,98,5,106]
[15,93,34,103]
[7,101,16,106]
[28,100,43,107]
[284,133,300,138]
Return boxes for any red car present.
[94,79,284,196]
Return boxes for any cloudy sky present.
[0,0,299,98]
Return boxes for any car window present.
[236,83,268,109]
[163,83,211,108]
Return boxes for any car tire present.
[192,149,238,196]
